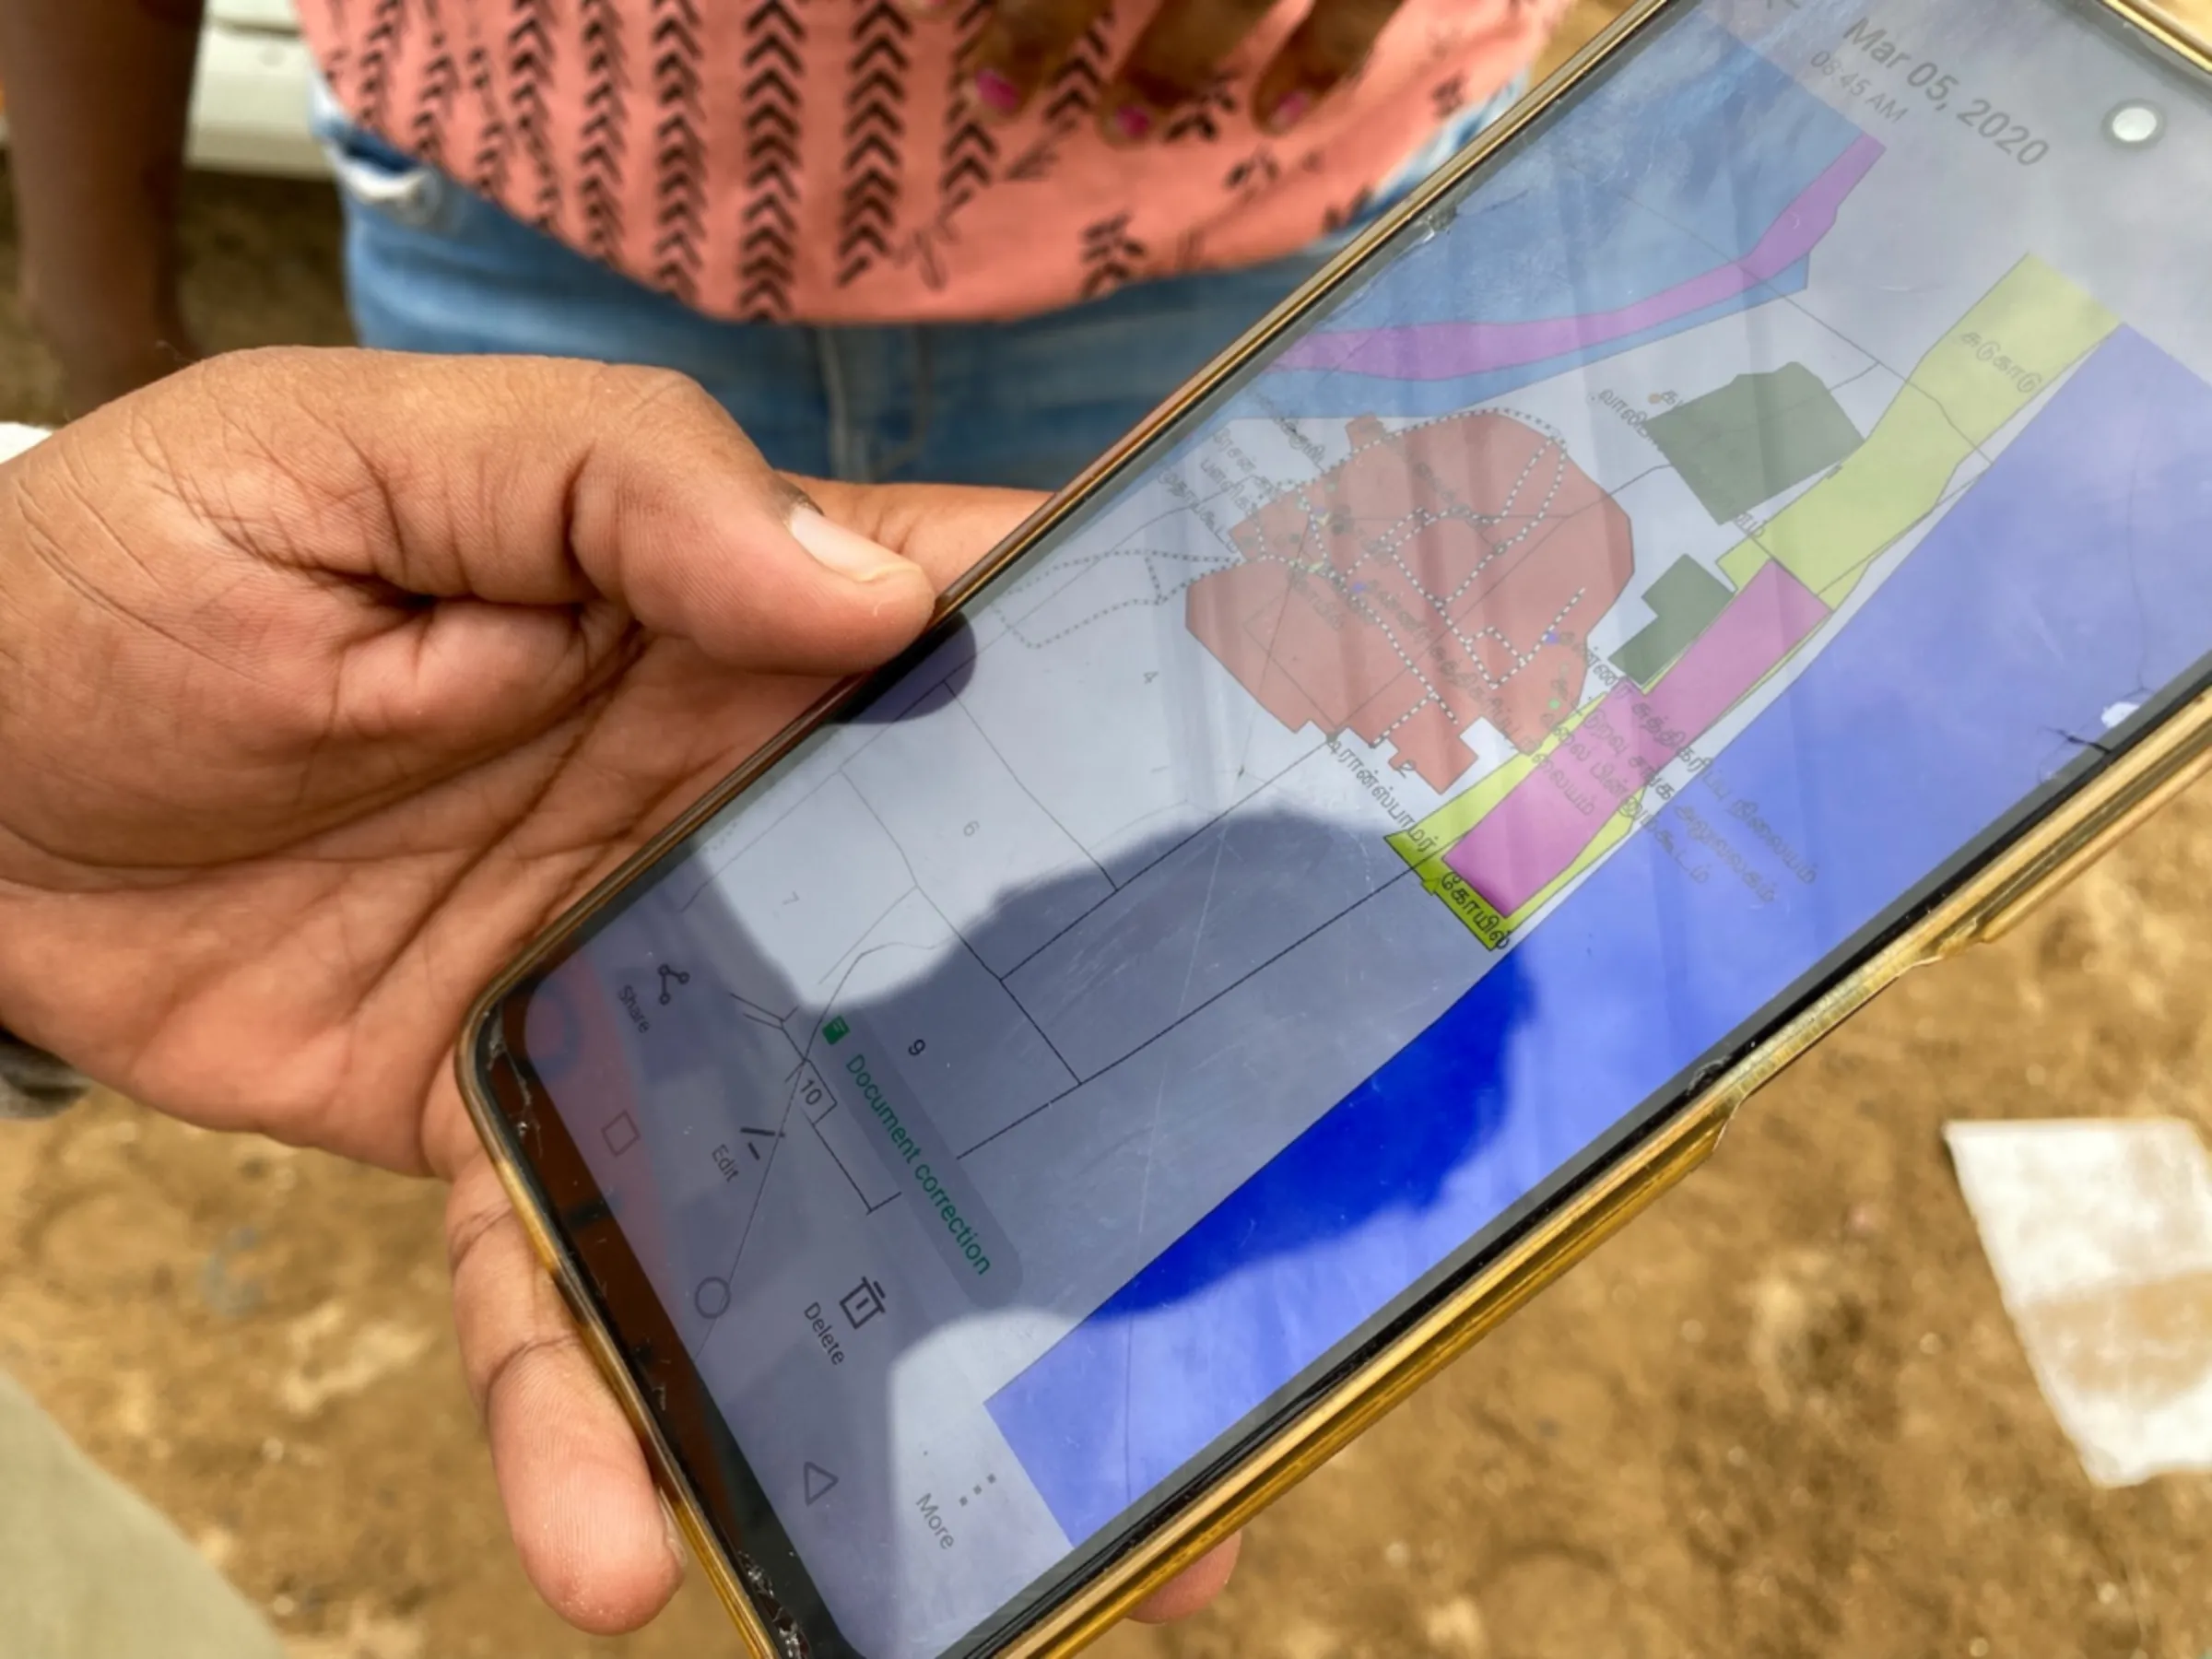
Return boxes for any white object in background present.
[0,424,47,464]
[208,0,304,27]
[1947,1117,2212,1487]
[187,0,327,178]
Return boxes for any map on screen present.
[524,5,2212,1653]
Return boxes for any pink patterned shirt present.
[295,0,1566,323]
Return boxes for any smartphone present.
[460,1,2212,1653]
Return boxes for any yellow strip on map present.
[1388,694,1634,947]
[1720,255,2119,599]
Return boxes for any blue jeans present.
[312,87,1514,489]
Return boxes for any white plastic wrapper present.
[1947,1117,2212,1487]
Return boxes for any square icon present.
[603,1112,641,1157]
[840,1277,888,1330]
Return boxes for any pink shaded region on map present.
[1277,135,1883,382]
[1186,411,1634,791]
[1443,560,1829,914]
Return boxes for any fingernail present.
[972,67,1021,114]
[1265,89,1312,132]
[1110,101,1153,141]
[789,504,911,582]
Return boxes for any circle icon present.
[2105,100,2164,147]
[694,1277,732,1319]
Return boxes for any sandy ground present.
[7,6,2212,1656]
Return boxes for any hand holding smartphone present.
[461,3,2212,1653]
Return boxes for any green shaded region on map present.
[1721,256,2119,599]
[1611,556,1734,688]
[1384,259,2121,951]
[1645,362,1864,524]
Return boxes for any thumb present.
[157,348,939,675]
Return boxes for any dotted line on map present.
[1241,406,1581,742]
[995,407,1601,763]
[1373,588,1587,746]
[999,547,1246,649]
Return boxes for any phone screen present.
[488,1,2212,1652]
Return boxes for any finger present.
[445,1153,684,1634]
[1250,0,1405,135]
[958,0,1112,123]
[794,477,1045,592]
[1130,1534,1242,1623]
[1098,0,1277,145]
[149,348,938,677]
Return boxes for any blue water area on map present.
[988,327,2212,1544]
[1312,14,1863,335]
[1256,258,1810,420]
[1236,11,1866,421]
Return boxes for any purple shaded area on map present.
[1643,559,1830,735]
[1446,561,1828,914]
[1279,135,1883,383]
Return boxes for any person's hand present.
[0,347,1237,1632]
[956,0,1403,142]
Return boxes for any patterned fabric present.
[293,0,1568,324]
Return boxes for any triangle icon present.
[803,1462,838,1505]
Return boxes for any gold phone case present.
[457,2,2212,1652]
